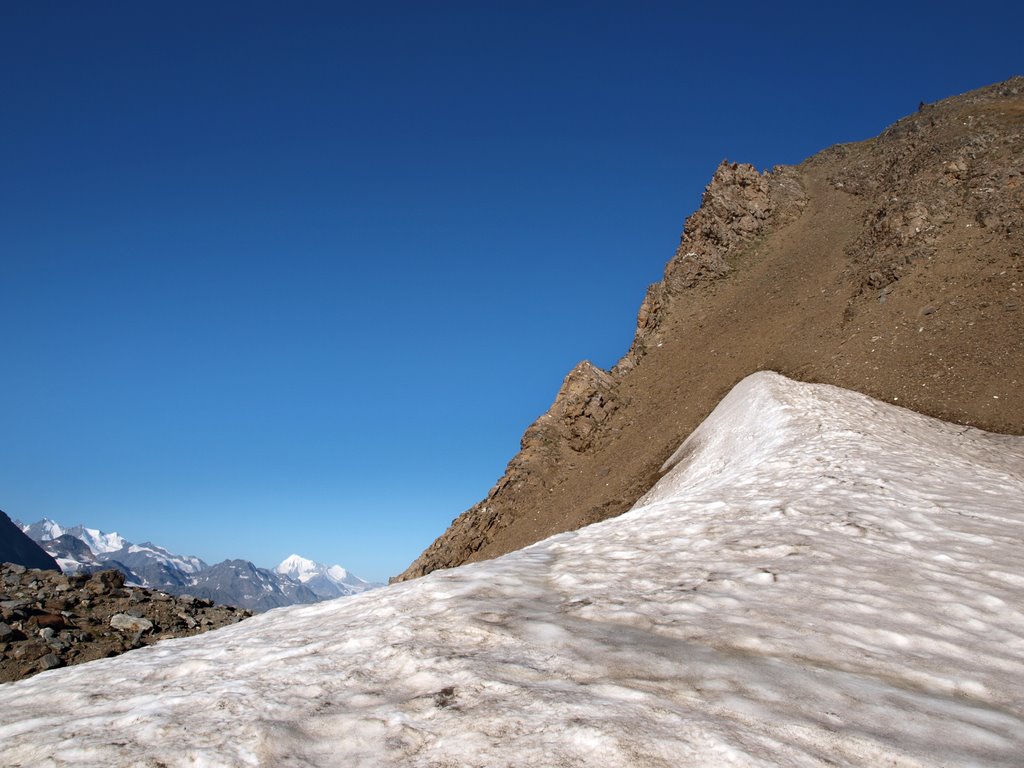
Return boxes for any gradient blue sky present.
[2,2,1021,582]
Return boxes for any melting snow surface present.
[2,372,1023,767]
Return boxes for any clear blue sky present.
[2,2,1021,582]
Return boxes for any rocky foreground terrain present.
[396,77,1024,581]
[0,562,249,683]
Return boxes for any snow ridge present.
[2,372,1023,767]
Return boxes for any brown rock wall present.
[394,77,1024,583]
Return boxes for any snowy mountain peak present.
[275,554,321,581]
[18,518,66,543]
[324,564,350,582]
[72,525,127,555]
[275,554,374,599]
[19,518,127,555]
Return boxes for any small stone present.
[86,570,125,595]
[0,622,14,642]
[109,614,154,633]
[920,305,938,316]
[433,686,458,708]
[37,653,65,671]
[866,271,887,289]
[34,613,66,631]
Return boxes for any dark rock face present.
[0,563,251,684]
[41,534,99,567]
[395,77,1024,582]
[0,511,59,572]
[183,560,320,613]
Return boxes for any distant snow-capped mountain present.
[275,554,379,599]
[188,559,320,613]
[16,518,376,612]
[19,518,127,555]
[37,533,102,574]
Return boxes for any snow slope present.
[1,372,1022,767]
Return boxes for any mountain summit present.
[395,77,1024,582]
[275,554,378,599]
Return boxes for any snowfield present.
[2,372,1023,767]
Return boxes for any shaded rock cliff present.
[0,511,59,572]
[395,77,1024,582]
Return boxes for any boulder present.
[109,614,154,633]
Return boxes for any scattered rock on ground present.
[0,562,251,684]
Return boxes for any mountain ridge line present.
[394,76,1024,582]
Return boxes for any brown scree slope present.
[395,77,1024,582]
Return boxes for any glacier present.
[1,371,1022,767]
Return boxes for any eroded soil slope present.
[396,77,1024,581]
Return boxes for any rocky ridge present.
[395,77,1024,582]
[0,562,250,684]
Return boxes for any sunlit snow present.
[75,526,127,555]
[2,372,1022,767]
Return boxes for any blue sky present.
[2,2,1021,582]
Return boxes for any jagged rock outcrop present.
[618,162,808,371]
[395,77,1024,582]
[522,361,621,454]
